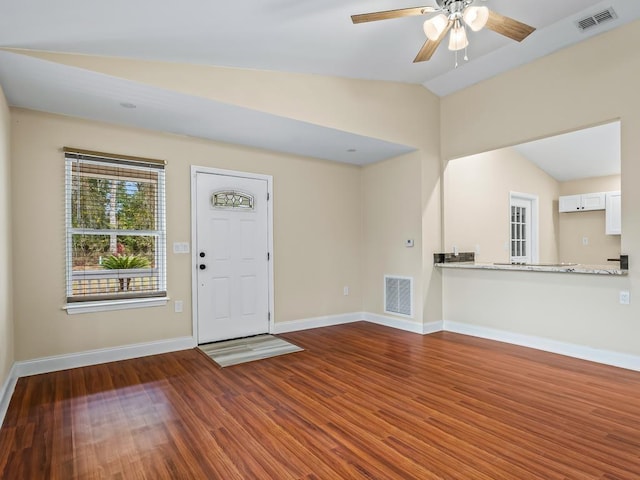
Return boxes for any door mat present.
[198,334,303,367]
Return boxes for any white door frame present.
[509,191,539,264]
[190,165,274,344]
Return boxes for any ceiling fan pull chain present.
[464,44,469,62]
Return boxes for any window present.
[510,203,528,262]
[509,192,538,264]
[211,190,254,209]
[64,148,166,307]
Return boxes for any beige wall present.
[559,175,621,265]
[16,50,432,150]
[362,153,424,320]
[560,175,620,196]
[6,54,442,361]
[441,20,640,355]
[17,50,443,326]
[360,86,441,324]
[444,147,559,263]
[11,109,366,360]
[0,87,13,390]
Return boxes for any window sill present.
[63,297,169,315]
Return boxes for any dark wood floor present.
[2,322,640,479]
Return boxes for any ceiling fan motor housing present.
[437,0,475,13]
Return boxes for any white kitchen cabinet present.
[558,194,582,212]
[558,192,606,212]
[605,191,621,235]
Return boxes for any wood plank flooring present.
[2,322,640,479]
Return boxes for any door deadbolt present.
[199,252,205,258]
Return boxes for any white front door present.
[195,171,270,343]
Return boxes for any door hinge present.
[268,311,271,321]
[267,252,270,261]
[267,192,270,201]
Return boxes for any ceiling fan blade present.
[485,10,536,42]
[351,6,436,24]
[413,20,452,62]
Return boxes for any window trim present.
[64,150,167,310]
[63,296,169,315]
[62,146,166,167]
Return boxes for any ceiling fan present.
[351,0,536,63]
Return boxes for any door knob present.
[199,252,205,258]
[199,264,206,270]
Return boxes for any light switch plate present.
[173,242,190,254]
[619,291,630,305]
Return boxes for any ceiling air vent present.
[576,8,617,32]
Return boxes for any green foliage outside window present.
[71,175,158,268]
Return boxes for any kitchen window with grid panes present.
[64,149,167,312]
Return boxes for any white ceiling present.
[0,0,638,164]
[513,121,620,182]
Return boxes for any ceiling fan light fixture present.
[448,21,468,51]
[462,5,489,32]
[423,13,448,41]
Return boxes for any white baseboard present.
[0,363,18,428]
[444,321,640,372]
[13,336,196,379]
[364,312,443,335]
[272,312,363,334]
[423,320,445,335]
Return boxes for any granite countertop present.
[434,262,628,276]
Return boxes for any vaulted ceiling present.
[0,0,637,163]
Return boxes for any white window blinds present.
[64,148,167,303]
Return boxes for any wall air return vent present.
[384,275,413,318]
[576,8,617,32]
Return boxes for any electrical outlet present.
[582,236,589,246]
[619,291,630,305]
[174,300,184,313]
[343,286,349,296]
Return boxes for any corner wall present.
[360,86,441,326]
[0,87,14,400]
[440,21,640,355]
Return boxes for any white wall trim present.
[0,363,19,428]
[64,296,169,315]
[423,320,445,335]
[13,336,196,379]
[444,321,640,372]
[364,312,443,335]
[272,312,363,334]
